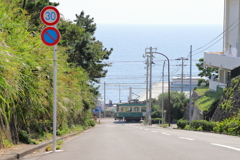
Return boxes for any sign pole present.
[40,6,60,152]
[53,24,57,152]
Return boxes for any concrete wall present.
[204,52,240,70]
[209,80,227,91]
[224,0,240,57]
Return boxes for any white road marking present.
[139,128,143,129]
[145,129,149,131]
[152,131,157,133]
[211,143,240,151]
[179,137,194,141]
[162,132,171,136]
[45,150,64,154]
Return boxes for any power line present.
[192,16,240,53]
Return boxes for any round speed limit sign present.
[40,6,60,26]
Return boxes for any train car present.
[114,102,146,122]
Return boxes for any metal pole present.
[181,58,184,92]
[53,25,57,152]
[146,55,149,124]
[104,81,106,118]
[162,60,165,124]
[152,52,171,126]
[167,59,171,126]
[119,85,120,103]
[149,47,153,125]
[189,46,192,124]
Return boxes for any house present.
[204,0,240,91]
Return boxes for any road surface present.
[22,118,240,160]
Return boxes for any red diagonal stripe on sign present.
[45,30,56,42]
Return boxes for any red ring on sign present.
[41,27,61,46]
[40,6,60,26]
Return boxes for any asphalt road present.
[22,118,240,160]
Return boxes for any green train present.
[114,102,146,122]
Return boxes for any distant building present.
[171,77,204,91]
[204,0,240,91]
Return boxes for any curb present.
[5,131,84,160]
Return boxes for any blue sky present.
[51,0,224,24]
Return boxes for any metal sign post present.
[40,6,60,152]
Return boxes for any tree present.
[21,0,59,32]
[196,58,218,86]
[152,92,189,122]
[63,11,113,83]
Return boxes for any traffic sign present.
[41,27,61,46]
[40,6,60,26]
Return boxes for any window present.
[121,107,124,112]
[125,107,132,112]
[134,107,139,112]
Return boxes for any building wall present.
[224,0,240,57]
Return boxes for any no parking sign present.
[41,27,61,46]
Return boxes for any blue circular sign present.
[41,27,60,46]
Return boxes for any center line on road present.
[145,129,149,131]
[179,137,194,141]
[211,143,240,151]
[152,131,157,133]
[162,132,171,136]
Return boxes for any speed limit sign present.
[40,6,60,26]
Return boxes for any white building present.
[204,0,240,91]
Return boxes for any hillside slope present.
[212,76,240,121]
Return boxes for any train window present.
[134,107,139,112]
[121,107,124,112]
[125,107,132,112]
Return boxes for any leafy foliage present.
[195,87,223,112]
[213,113,240,136]
[196,58,218,79]
[0,0,110,148]
[153,92,189,122]
[190,120,216,131]
[176,119,189,129]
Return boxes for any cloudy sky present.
[51,0,224,24]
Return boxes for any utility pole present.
[104,81,106,118]
[119,85,120,103]
[145,47,157,125]
[149,47,153,125]
[145,54,149,125]
[189,46,192,124]
[175,57,188,92]
[162,60,166,124]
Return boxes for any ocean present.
[94,24,223,104]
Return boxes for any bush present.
[152,118,162,124]
[191,120,216,131]
[177,119,189,129]
[18,129,36,144]
[213,115,240,136]
[184,125,190,130]
[85,119,96,127]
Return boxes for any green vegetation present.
[195,87,223,112]
[177,113,240,136]
[177,119,216,132]
[219,77,240,112]
[0,0,110,148]
[152,92,189,123]
[196,58,218,86]
[195,86,208,96]
[213,112,240,136]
